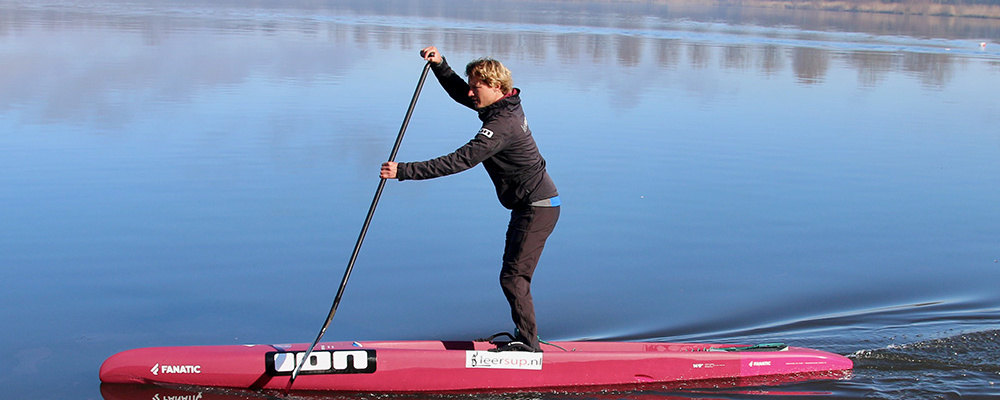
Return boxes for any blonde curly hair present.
[465,58,513,94]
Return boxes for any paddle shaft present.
[285,58,434,392]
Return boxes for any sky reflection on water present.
[2,1,1000,399]
[4,0,1000,127]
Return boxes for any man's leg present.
[500,205,560,351]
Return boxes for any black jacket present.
[397,58,559,210]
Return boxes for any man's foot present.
[489,341,540,352]
[476,332,516,343]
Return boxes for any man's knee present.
[500,272,529,294]
[499,273,516,292]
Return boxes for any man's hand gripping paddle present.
[284,53,435,394]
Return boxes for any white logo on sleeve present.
[478,128,494,138]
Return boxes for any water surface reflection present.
[3,0,999,129]
[3,1,1000,399]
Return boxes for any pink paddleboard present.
[100,340,852,393]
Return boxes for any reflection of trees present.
[522,33,549,62]
[3,0,983,96]
[587,34,613,65]
[757,45,784,77]
[903,52,956,87]
[616,34,643,67]
[557,34,582,63]
[792,47,830,84]
[722,44,752,71]
[843,51,899,87]
[497,20,957,89]
[687,43,713,69]
[402,23,969,89]
[654,39,682,69]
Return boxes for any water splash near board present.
[848,329,1000,398]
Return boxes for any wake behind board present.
[99,340,852,393]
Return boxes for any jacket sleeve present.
[432,58,476,110]
[397,127,504,181]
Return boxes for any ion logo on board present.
[266,350,377,375]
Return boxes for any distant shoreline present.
[558,0,1000,19]
[726,0,1000,19]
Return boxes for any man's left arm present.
[396,127,504,180]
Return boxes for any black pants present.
[499,205,560,350]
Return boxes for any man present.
[380,46,559,352]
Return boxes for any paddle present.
[284,54,434,393]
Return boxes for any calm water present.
[2,1,1000,399]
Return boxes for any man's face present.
[468,75,504,109]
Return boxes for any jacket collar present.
[478,88,521,121]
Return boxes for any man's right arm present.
[431,59,476,110]
[421,46,475,110]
